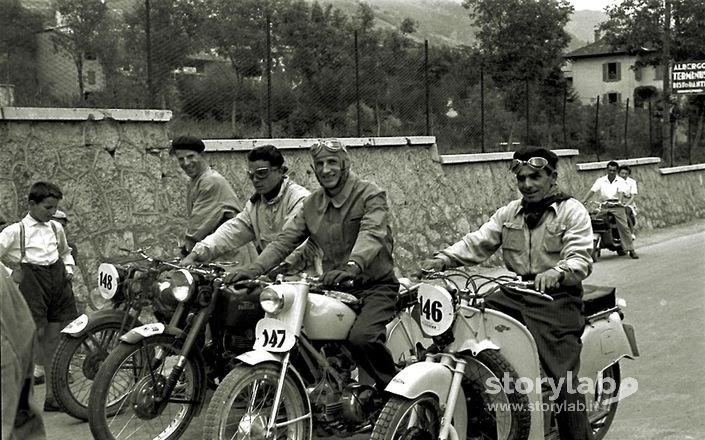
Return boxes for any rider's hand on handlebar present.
[224,265,261,284]
[535,268,564,293]
[415,258,446,278]
[179,253,198,267]
[322,263,361,288]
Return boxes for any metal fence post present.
[145,0,154,108]
[480,64,485,153]
[563,82,567,149]
[624,97,629,158]
[595,96,601,161]
[525,79,530,145]
[424,40,430,136]
[266,11,272,138]
[355,31,361,137]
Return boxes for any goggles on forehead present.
[509,157,553,174]
[247,166,279,180]
[309,140,347,156]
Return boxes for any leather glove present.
[180,253,198,267]
[322,262,361,288]
[267,262,292,280]
[224,265,261,284]
[415,258,446,278]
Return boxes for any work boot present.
[629,250,639,259]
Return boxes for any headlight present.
[260,286,285,314]
[170,269,195,302]
[89,287,109,311]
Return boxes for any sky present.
[569,0,618,11]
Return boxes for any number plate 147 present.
[254,318,296,352]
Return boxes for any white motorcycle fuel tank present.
[303,293,357,340]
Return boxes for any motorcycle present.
[49,249,176,420]
[202,274,430,440]
[589,200,625,260]
[88,261,261,440]
[372,270,639,440]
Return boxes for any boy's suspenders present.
[18,221,60,264]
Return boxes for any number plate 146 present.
[254,318,296,352]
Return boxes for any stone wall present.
[2,108,704,296]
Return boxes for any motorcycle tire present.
[50,318,131,420]
[371,394,443,440]
[203,364,311,440]
[88,334,206,440]
[590,363,621,440]
[463,350,531,440]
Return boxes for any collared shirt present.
[590,175,629,201]
[185,167,243,247]
[0,214,75,274]
[623,177,638,196]
[193,178,319,270]
[252,173,396,282]
[436,198,593,286]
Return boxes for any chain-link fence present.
[2,0,702,164]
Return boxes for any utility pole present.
[662,0,672,165]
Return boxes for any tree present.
[461,0,574,84]
[0,0,43,104]
[52,0,113,102]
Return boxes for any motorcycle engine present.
[340,383,380,425]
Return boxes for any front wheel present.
[50,319,128,420]
[88,334,205,440]
[371,395,442,440]
[203,364,311,440]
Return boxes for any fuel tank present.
[303,293,356,340]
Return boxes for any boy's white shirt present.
[0,214,75,276]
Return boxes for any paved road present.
[35,221,705,439]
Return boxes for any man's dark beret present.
[171,136,205,153]
[513,146,559,170]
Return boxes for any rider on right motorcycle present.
[420,146,596,440]
[582,160,639,259]
[227,138,399,393]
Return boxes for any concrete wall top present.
[439,149,580,165]
[0,107,172,122]
[202,136,436,152]
[660,163,705,175]
[575,157,662,171]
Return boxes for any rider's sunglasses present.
[247,167,279,180]
[509,157,552,174]
[309,140,347,156]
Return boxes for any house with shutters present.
[563,32,663,108]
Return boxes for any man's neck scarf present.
[521,188,572,229]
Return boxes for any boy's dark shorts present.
[17,262,79,326]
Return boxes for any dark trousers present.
[485,287,594,440]
[347,281,399,390]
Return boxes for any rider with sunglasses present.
[419,146,596,440]
[226,139,399,393]
[180,145,320,275]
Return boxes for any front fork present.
[437,354,467,440]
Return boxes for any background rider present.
[582,160,639,259]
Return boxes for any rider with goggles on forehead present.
[419,146,596,440]
[227,138,399,392]
[181,145,321,275]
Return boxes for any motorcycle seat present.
[582,285,616,316]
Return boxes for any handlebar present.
[418,270,554,302]
[225,276,360,304]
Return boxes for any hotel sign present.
[672,61,705,95]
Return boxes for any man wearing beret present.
[419,147,595,440]
[171,136,252,260]
[227,139,399,393]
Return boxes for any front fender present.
[61,309,141,338]
[385,361,453,402]
[119,323,186,344]
[385,362,467,440]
